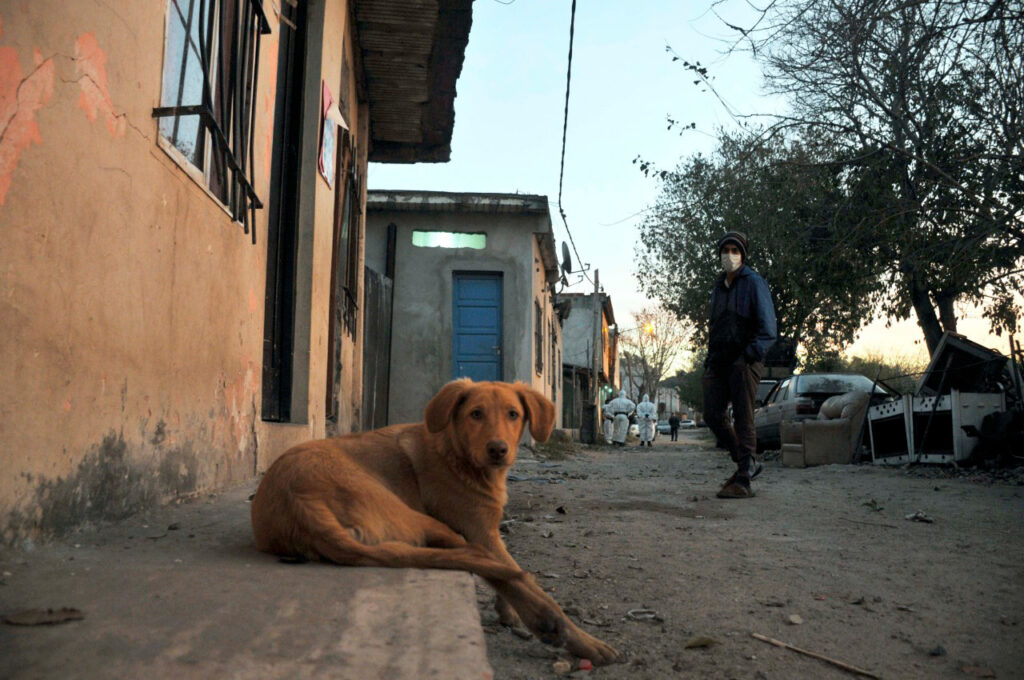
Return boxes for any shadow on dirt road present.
[482,431,1024,679]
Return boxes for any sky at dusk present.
[368,0,1013,365]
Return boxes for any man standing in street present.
[702,231,777,499]
[668,412,681,441]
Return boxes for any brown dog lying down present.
[251,379,620,665]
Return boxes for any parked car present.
[679,418,696,429]
[656,420,671,435]
[753,373,892,451]
[756,378,779,405]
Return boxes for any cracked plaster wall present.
[0,1,356,546]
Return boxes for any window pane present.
[337,184,353,286]
[161,0,207,166]
[412,231,486,249]
[798,374,872,394]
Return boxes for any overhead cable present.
[557,0,594,286]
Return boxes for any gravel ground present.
[478,430,1024,679]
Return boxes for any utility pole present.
[590,270,601,444]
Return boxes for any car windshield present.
[796,374,882,394]
[756,382,777,403]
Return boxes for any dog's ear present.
[513,383,555,443]
[424,379,473,433]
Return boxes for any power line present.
[599,205,657,227]
[557,0,594,287]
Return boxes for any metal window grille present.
[535,301,544,374]
[551,318,558,398]
[153,0,271,243]
[332,130,360,338]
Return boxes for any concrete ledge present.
[0,484,493,680]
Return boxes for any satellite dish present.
[561,241,572,273]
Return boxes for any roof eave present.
[355,0,473,164]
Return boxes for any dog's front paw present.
[565,627,622,666]
[523,606,563,647]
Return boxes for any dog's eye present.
[508,410,520,420]
[469,409,484,420]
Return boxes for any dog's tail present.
[292,499,523,582]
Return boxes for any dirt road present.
[480,430,1024,679]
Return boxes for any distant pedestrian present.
[702,231,777,499]
[636,394,657,447]
[668,413,681,441]
[605,390,636,447]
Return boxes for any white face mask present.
[721,251,742,273]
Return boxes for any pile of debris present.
[866,332,1024,467]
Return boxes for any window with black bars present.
[550,316,558,398]
[331,129,361,338]
[324,128,361,424]
[154,0,270,243]
[535,301,544,375]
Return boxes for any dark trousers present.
[702,359,762,478]
[670,428,678,441]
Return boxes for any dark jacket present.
[706,264,777,369]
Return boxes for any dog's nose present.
[487,440,509,462]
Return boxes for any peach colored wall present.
[0,0,367,546]
[530,237,562,425]
[300,0,366,444]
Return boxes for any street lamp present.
[609,322,656,336]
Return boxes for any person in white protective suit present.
[635,393,657,447]
[602,397,614,443]
[604,390,636,447]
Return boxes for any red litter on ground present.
[814,595,826,601]
[577,659,593,671]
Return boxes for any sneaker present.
[750,461,764,480]
[717,480,755,499]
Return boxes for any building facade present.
[365,191,563,427]
[0,0,472,545]
[556,292,618,436]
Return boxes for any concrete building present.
[0,1,473,545]
[556,292,618,437]
[365,190,563,427]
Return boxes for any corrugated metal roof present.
[367,190,551,214]
[354,0,472,163]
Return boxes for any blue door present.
[452,273,502,381]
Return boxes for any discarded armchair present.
[781,391,871,468]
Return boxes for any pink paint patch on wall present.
[0,41,55,206]
[74,33,125,138]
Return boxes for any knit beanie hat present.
[716,231,748,261]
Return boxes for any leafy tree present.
[671,348,707,413]
[701,0,1024,354]
[636,129,878,363]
